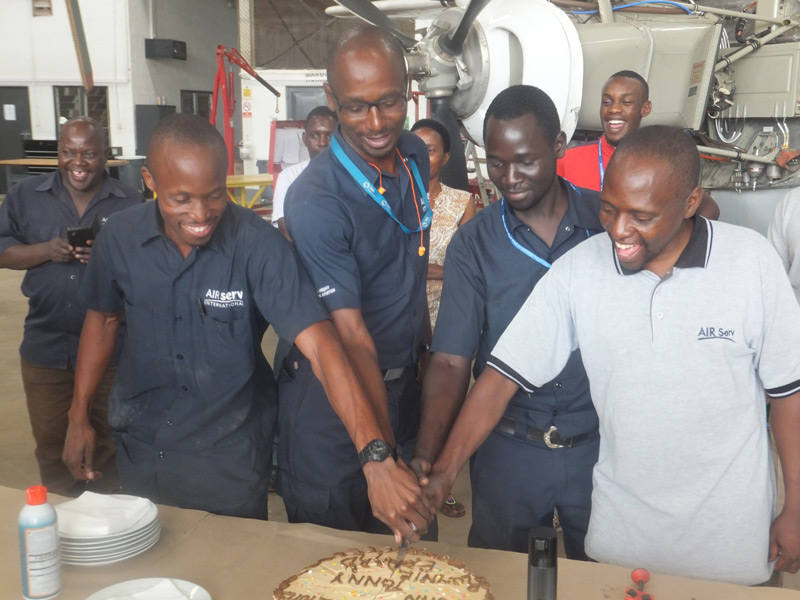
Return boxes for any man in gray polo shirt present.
[423,125,800,585]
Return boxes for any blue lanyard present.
[500,186,591,269]
[330,136,431,233]
[598,140,605,190]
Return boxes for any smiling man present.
[62,114,429,530]
[0,117,142,496]
[557,70,651,191]
[425,125,800,585]
[280,24,434,540]
[558,71,719,220]
[410,85,601,558]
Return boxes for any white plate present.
[85,578,211,600]
[61,521,161,551]
[62,532,161,566]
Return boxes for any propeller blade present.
[439,0,492,56]
[430,97,470,192]
[333,0,418,49]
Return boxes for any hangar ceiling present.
[251,0,415,68]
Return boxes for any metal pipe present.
[149,0,155,39]
[715,20,799,72]
[669,1,787,23]
[596,0,615,22]
[325,0,454,16]
[551,0,781,18]
[697,144,777,164]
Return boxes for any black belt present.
[495,415,590,449]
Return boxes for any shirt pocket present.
[201,305,256,386]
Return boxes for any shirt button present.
[181,385,188,391]
[554,382,563,388]
[175,315,183,321]
[70,274,76,280]
[166,420,173,426]
[565,226,571,232]
[158,451,165,459]
[176,354,184,360]
[656,312,664,319]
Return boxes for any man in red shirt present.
[558,70,719,219]
[558,70,651,191]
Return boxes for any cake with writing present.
[273,546,493,600]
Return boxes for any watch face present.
[359,440,393,465]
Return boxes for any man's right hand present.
[48,237,74,263]
[62,417,102,482]
[363,457,433,544]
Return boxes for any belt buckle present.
[543,425,564,449]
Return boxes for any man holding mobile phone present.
[0,116,142,496]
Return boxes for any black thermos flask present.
[528,526,558,600]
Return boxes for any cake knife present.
[391,538,409,574]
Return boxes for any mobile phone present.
[67,227,94,248]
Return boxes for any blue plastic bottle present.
[18,485,61,599]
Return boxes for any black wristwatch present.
[358,439,397,466]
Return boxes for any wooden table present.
[226,173,273,208]
[1,485,798,599]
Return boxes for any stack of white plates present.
[56,492,161,566]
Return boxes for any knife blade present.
[391,538,409,574]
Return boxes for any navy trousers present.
[277,346,437,540]
[468,425,599,559]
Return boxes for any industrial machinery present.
[327,0,800,194]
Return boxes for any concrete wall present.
[0,0,132,148]
[128,0,237,112]
[0,0,237,156]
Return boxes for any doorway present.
[0,87,32,194]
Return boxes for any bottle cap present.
[528,526,558,568]
[26,485,48,505]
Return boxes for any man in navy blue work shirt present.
[411,86,601,557]
[281,24,434,540]
[63,114,429,532]
[0,117,142,496]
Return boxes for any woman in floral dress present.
[411,119,476,517]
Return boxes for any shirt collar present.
[37,170,128,201]
[600,134,615,159]
[331,127,422,185]
[140,199,235,256]
[504,177,600,234]
[612,215,713,275]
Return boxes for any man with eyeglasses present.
[0,116,142,496]
[279,24,435,540]
[270,106,337,240]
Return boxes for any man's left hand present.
[769,508,800,572]
[71,239,93,264]
[363,457,432,544]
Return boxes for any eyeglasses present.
[327,85,408,118]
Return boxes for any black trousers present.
[277,346,437,539]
